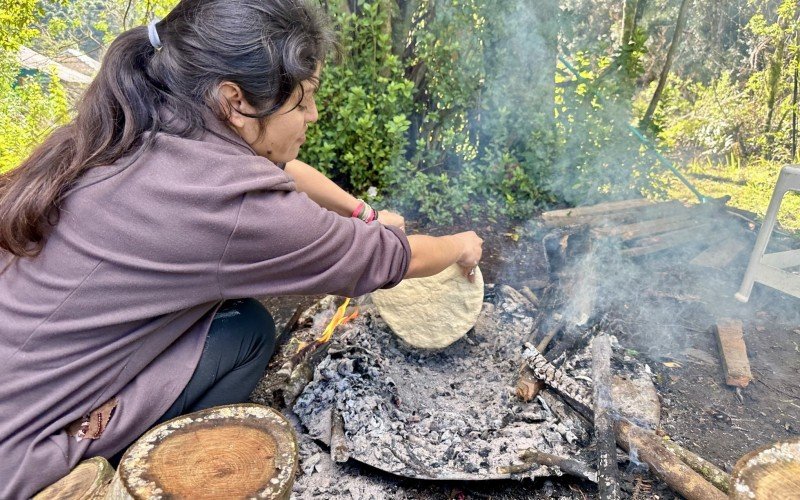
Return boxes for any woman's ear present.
[218,81,250,129]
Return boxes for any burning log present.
[662,438,731,493]
[107,405,297,500]
[516,366,545,402]
[498,450,597,483]
[538,390,591,445]
[33,457,113,500]
[523,346,593,412]
[615,420,727,500]
[592,334,620,500]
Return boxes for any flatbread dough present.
[372,264,484,349]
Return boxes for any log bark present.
[33,457,113,500]
[107,404,297,500]
[615,420,727,500]
[592,335,620,499]
[663,439,731,493]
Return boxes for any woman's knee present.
[212,298,276,365]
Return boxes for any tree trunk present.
[621,0,639,48]
[107,404,297,500]
[33,457,113,500]
[641,0,693,128]
[764,35,786,134]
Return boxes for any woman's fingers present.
[378,210,405,232]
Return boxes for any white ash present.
[287,411,411,499]
[293,287,589,481]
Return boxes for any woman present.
[0,0,482,496]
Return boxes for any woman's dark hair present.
[0,0,334,257]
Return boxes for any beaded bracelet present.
[352,199,378,223]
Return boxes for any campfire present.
[247,198,800,499]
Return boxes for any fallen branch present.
[498,450,597,483]
[615,420,727,500]
[662,438,731,493]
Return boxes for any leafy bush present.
[302,1,413,194]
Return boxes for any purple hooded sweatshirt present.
[0,116,410,498]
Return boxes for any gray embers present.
[293,287,587,481]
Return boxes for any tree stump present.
[730,438,800,499]
[33,457,113,500]
[108,404,297,500]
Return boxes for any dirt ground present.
[257,207,800,499]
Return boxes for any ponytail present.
[0,0,333,257]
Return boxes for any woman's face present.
[225,69,320,164]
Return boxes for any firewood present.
[498,449,597,483]
[107,404,297,500]
[516,366,545,402]
[662,438,731,493]
[592,335,620,499]
[33,457,113,500]
[524,348,593,412]
[714,319,753,387]
[615,420,727,500]
[730,438,800,500]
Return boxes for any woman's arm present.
[284,159,358,216]
[285,159,405,229]
[406,232,483,282]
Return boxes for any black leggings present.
[111,298,275,465]
[157,298,276,422]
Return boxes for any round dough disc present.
[372,264,484,349]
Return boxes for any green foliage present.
[381,0,559,223]
[0,67,70,173]
[302,1,413,194]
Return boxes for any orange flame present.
[297,299,359,353]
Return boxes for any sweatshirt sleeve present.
[217,187,410,299]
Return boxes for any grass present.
[663,157,800,234]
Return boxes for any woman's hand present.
[378,210,405,232]
[453,231,484,282]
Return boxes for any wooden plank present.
[714,319,752,388]
[690,237,748,269]
[595,213,702,241]
[622,222,714,257]
[543,199,654,220]
[543,200,686,228]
